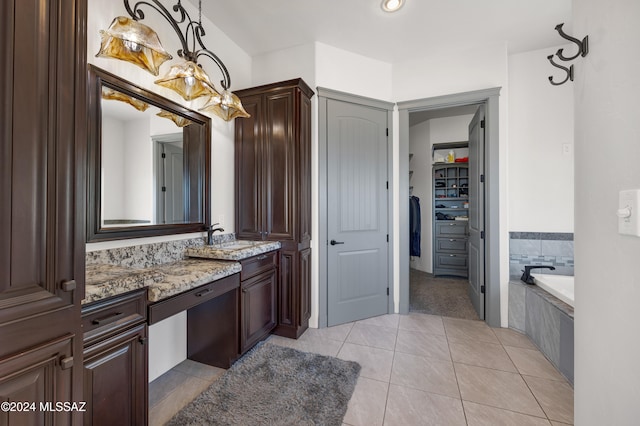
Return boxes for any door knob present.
[330,239,344,245]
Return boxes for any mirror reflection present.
[100,88,191,227]
[88,65,210,241]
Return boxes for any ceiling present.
[195,0,572,64]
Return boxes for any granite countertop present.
[146,259,241,302]
[84,259,240,305]
[186,240,281,261]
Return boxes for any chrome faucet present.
[521,265,556,284]
[207,223,224,245]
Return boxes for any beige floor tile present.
[492,327,538,350]
[463,401,552,426]
[346,323,398,350]
[173,359,225,382]
[504,346,565,381]
[266,333,344,356]
[343,376,389,426]
[338,342,394,382]
[454,363,545,417]
[399,313,446,336]
[395,329,451,361]
[148,374,211,425]
[449,339,517,372]
[149,370,192,408]
[524,375,574,424]
[443,317,500,344]
[384,384,466,426]
[390,351,460,398]
[357,314,400,329]
[306,322,355,341]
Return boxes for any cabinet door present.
[264,89,296,241]
[83,324,147,426]
[235,94,264,240]
[0,336,75,425]
[241,269,277,353]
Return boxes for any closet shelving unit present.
[432,142,469,278]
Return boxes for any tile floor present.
[149,313,574,425]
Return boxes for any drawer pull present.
[449,239,456,242]
[256,255,268,260]
[449,254,456,257]
[61,279,76,292]
[449,223,456,226]
[91,311,123,325]
[139,337,148,345]
[195,288,213,297]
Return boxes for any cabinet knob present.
[60,356,74,370]
[139,337,148,345]
[61,279,76,292]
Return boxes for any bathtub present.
[531,273,574,307]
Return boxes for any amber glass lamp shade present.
[199,90,250,121]
[101,87,150,112]
[96,16,172,76]
[154,61,218,101]
[156,110,192,128]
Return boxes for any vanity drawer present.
[240,250,279,281]
[435,253,468,270]
[436,237,467,253]
[81,289,147,346]
[148,273,240,325]
[435,222,468,237]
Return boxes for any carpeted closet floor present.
[409,268,479,320]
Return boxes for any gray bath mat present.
[167,342,361,425]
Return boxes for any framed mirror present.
[87,65,210,241]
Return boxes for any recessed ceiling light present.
[381,0,405,13]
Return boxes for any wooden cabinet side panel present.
[299,248,312,327]
[264,90,295,241]
[235,95,263,240]
[276,250,297,328]
[299,92,312,244]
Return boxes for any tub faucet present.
[521,265,556,284]
[207,223,224,245]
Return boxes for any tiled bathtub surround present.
[85,234,235,268]
[509,232,574,278]
[509,280,574,385]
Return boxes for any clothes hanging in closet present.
[409,195,421,257]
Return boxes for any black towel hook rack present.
[554,23,589,61]
[547,23,589,86]
[547,55,574,86]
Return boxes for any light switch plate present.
[618,189,640,236]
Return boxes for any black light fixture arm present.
[123,0,231,89]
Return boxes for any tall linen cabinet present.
[0,0,86,424]
[234,79,313,339]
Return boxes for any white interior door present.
[326,99,389,326]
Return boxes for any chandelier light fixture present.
[97,0,249,121]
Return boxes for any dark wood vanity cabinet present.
[0,0,86,423]
[235,79,314,339]
[239,251,279,354]
[82,290,148,426]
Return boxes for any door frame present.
[317,88,395,328]
[398,87,501,327]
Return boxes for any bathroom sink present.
[186,240,281,260]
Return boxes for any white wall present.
[573,0,640,423]
[409,120,431,272]
[123,117,152,222]
[394,43,511,325]
[508,46,574,232]
[101,115,125,220]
